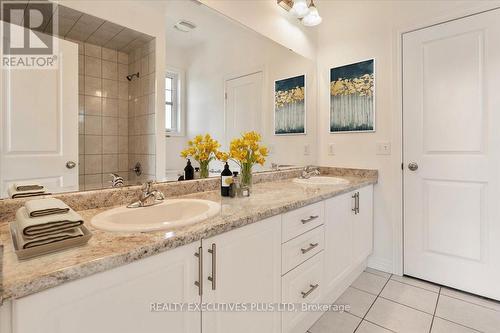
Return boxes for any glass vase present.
[240,162,253,188]
[199,160,210,179]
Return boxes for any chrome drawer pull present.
[301,215,319,224]
[207,243,217,290]
[301,283,319,299]
[301,242,319,254]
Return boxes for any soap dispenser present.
[221,162,232,197]
[184,159,194,180]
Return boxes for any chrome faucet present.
[127,181,165,208]
[300,166,320,179]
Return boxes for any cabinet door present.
[324,192,353,292]
[202,216,282,333]
[352,185,374,262]
[12,242,201,333]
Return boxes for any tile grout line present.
[433,315,485,333]
[389,276,440,294]
[438,293,500,313]
[428,286,441,333]
[376,295,436,316]
[352,273,393,333]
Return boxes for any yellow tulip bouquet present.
[180,134,222,178]
[227,131,268,187]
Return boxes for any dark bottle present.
[221,162,232,197]
[184,159,194,180]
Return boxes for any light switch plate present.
[328,143,335,156]
[376,142,391,155]
[304,144,311,156]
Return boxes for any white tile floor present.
[307,269,500,333]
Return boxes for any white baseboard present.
[367,255,393,274]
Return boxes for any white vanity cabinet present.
[324,185,374,297]
[10,242,201,333]
[4,184,374,333]
[201,215,282,333]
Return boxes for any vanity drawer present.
[282,252,324,333]
[282,225,324,274]
[282,201,324,242]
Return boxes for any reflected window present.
[165,71,181,134]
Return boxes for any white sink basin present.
[91,199,221,232]
[293,176,350,186]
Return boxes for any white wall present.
[315,0,500,273]
[166,3,317,174]
[200,0,317,60]
[58,0,167,182]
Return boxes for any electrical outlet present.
[328,143,335,156]
[376,142,391,155]
[304,144,311,156]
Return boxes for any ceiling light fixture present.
[174,20,197,33]
[302,0,322,27]
[290,0,309,18]
[277,0,322,27]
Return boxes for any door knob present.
[66,161,76,169]
[408,162,419,171]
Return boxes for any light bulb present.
[290,0,309,18]
[302,4,322,26]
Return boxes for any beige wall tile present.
[103,135,118,154]
[78,134,85,153]
[148,52,155,74]
[118,81,128,100]
[78,155,85,176]
[84,135,102,155]
[102,98,118,117]
[78,95,85,114]
[84,76,102,97]
[147,93,155,114]
[84,155,102,174]
[118,118,128,136]
[102,154,118,173]
[118,52,128,64]
[118,135,129,154]
[103,117,118,136]
[84,95,101,115]
[102,60,118,80]
[85,56,101,78]
[84,43,101,58]
[102,48,117,62]
[78,54,84,73]
[84,174,102,190]
[84,115,101,135]
[118,154,128,172]
[78,114,84,134]
[141,56,148,75]
[118,100,128,118]
[118,64,128,82]
[78,75,84,94]
[102,79,118,98]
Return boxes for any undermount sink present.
[91,199,221,232]
[293,176,350,186]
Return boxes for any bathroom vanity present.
[0,168,376,333]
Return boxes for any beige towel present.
[14,183,45,191]
[25,198,70,217]
[16,207,84,238]
[13,223,84,249]
[8,185,48,199]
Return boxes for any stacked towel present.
[8,183,50,199]
[13,198,84,249]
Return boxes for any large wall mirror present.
[0,0,316,199]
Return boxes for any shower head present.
[126,72,140,81]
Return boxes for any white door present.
[202,216,281,333]
[403,9,500,300]
[224,71,263,147]
[0,30,79,198]
[12,242,201,333]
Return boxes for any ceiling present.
[1,0,153,52]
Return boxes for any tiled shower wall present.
[77,42,130,190]
[127,40,156,183]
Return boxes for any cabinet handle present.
[352,192,360,215]
[356,192,360,214]
[301,215,319,224]
[301,242,319,254]
[207,243,217,290]
[194,246,203,296]
[301,283,319,299]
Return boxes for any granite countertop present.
[0,173,376,302]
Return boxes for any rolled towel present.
[13,223,84,249]
[16,207,84,238]
[14,183,45,192]
[25,198,70,217]
[8,185,48,199]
